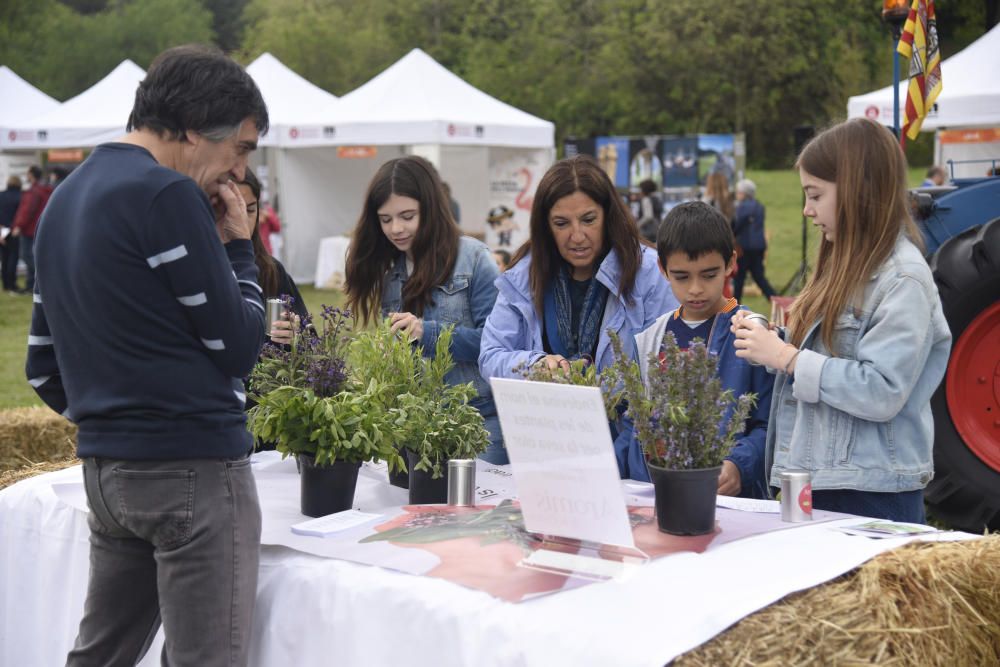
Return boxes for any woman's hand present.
[537,354,571,373]
[388,312,424,341]
[733,317,796,369]
[269,312,300,345]
[718,460,742,496]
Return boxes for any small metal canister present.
[447,459,476,506]
[266,298,284,334]
[742,312,770,366]
[779,470,813,522]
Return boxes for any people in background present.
[703,172,734,224]
[479,154,678,461]
[732,178,776,303]
[732,118,951,523]
[258,198,281,256]
[636,179,663,244]
[620,201,773,499]
[27,45,268,666]
[10,165,52,294]
[0,176,22,292]
[344,156,503,462]
[921,165,946,186]
[493,248,511,272]
[442,181,461,225]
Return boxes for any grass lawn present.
[0,167,929,410]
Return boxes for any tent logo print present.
[324,127,336,138]
[865,105,879,120]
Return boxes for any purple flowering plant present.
[247,302,405,469]
[603,330,755,470]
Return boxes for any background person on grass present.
[479,154,678,455]
[732,178,776,303]
[27,44,268,667]
[732,118,951,523]
[619,201,773,499]
[0,175,22,292]
[343,156,504,463]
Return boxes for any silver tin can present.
[742,312,770,366]
[779,470,813,522]
[447,459,476,506]
[266,298,284,334]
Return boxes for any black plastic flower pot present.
[407,449,448,505]
[297,454,361,518]
[647,464,722,536]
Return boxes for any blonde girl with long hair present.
[731,118,951,522]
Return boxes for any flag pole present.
[882,1,909,141]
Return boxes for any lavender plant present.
[247,304,404,470]
[603,330,755,470]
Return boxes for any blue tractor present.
[911,167,1000,532]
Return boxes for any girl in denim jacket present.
[344,156,504,462]
[732,119,951,522]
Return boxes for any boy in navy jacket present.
[616,201,773,498]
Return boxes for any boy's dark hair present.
[127,44,269,141]
[639,179,657,196]
[656,201,735,267]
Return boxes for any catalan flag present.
[897,0,943,143]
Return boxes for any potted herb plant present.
[248,306,405,517]
[605,331,755,535]
[349,320,490,504]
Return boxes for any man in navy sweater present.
[27,45,269,667]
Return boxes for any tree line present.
[2,0,995,167]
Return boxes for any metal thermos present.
[447,459,476,506]
[779,470,813,522]
[266,298,284,334]
[742,312,770,366]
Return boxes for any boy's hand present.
[718,460,742,496]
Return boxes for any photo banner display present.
[485,147,549,252]
[565,133,746,209]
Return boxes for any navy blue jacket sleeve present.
[725,362,774,498]
[25,293,69,417]
[143,181,266,378]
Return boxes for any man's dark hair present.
[656,201,735,267]
[28,165,42,181]
[639,179,657,196]
[127,44,268,141]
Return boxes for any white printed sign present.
[491,378,635,548]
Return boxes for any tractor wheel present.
[924,217,1000,532]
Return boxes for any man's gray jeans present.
[67,456,262,667]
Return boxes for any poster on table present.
[485,147,549,253]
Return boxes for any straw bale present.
[0,458,79,491]
[0,407,77,472]
[675,535,1000,666]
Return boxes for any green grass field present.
[0,167,927,409]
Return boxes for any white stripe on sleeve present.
[28,335,53,346]
[28,375,51,388]
[245,298,265,313]
[238,279,263,294]
[177,292,208,307]
[234,390,246,403]
[201,338,226,351]
[33,293,42,303]
[146,245,189,268]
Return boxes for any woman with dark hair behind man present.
[344,155,504,463]
[479,155,677,453]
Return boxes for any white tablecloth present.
[0,456,975,667]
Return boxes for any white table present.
[0,455,974,667]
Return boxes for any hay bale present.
[0,407,77,473]
[0,458,79,491]
[675,535,1000,666]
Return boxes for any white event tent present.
[1,60,145,150]
[0,65,61,184]
[847,23,1000,178]
[246,53,339,149]
[264,48,555,283]
[0,66,59,132]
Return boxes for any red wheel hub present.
[946,301,1000,473]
